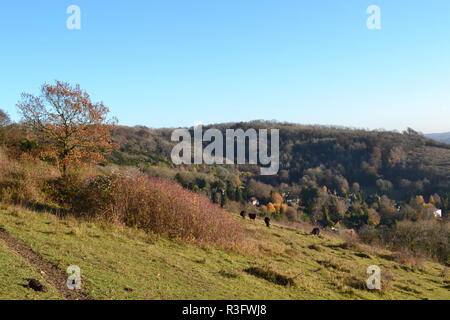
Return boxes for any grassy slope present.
[0,241,61,299]
[0,205,448,300]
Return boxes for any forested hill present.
[110,121,450,203]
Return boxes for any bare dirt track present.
[0,228,91,300]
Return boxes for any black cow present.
[264,217,271,228]
[311,228,321,236]
[26,279,48,293]
[240,211,246,219]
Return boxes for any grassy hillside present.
[0,204,448,300]
[0,241,61,300]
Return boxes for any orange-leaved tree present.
[17,81,116,175]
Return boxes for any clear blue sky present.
[1,1,449,133]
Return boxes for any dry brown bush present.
[67,169,245,247]
[386,220,450,264]
[0,150,58,205]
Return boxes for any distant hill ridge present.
[426,132,450,144]
[111,121,450,201]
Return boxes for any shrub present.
[359,225,381,244]
[0,150,57,205]
[45,174,86,211]
[285,206,298,221]
[71,169,244,246]
[386,220,450,264]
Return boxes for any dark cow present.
[248,213,257,221]
[26,279,48,293]
[264,217,271,228]
[240,211,246,219]
[311,228,321,236]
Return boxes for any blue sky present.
[0,1,449,133]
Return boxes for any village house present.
[434,209,442,218]
[249,197,259,206]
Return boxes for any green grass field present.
[0,241,61,299]
[0,204,448,300]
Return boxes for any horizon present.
[108,119,450,136]
[1,1,449,134]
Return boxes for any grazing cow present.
[311,228,321,236]
[264,217,271,228]
[240,211,246,219]
[248,213,257,221]
[26,279,48,293]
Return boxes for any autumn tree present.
[0,109,10,127]
[267,202,276,214]
[0,109,11,143]
[271,192,283,205]
[247,179,272,201]
[429,194,442,208]
[367,208,381,226]
[17,81,116,175]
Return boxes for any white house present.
[434,209,442,218]
[249,197,259,206]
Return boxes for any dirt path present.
[0,228,91,300]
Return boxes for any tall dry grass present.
[0,149,58,205]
